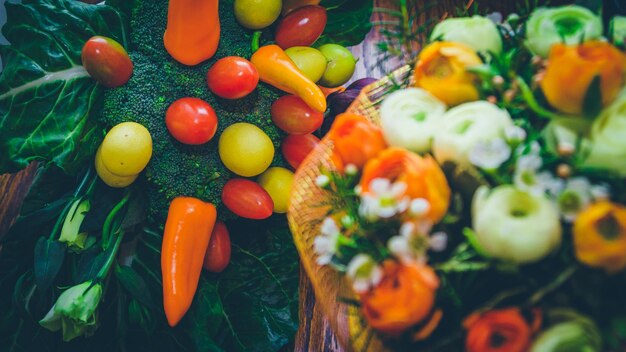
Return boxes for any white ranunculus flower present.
[472,185,562,264]
[582,90,626,176]
[430,15,503,55]
[525,5,603,58]
[379,88,446,153]
[432,101,514,167]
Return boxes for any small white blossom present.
[359,178,410,221]
[315,175,330,188]
[429,232,448,252]
[469,138,512,170]
[557,177,593,222]
[346,254,383,293]
[409,198,431,217]
[354,185,362,195]
[504,125,527,143]
[340,215,354,228]
[314,217,341,265]
[513,151,561,196]
[345,164,358,176]
[388,221,432,265]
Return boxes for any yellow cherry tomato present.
[95,146,138,188]
[219,123,275,177]
[257,167,294,213]
[100,122,153,176]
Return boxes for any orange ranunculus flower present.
[541,41,626,115]
[573,200,626,272]
[326,113,387,170]
[360,261,439,335]
[360,148,450,223]
[464,308,538,352]
[414,41,482,106]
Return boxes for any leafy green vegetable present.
[0,0,128,174]
[33,238,66,292]
[317,0,374,47]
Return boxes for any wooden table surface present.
[0,1,521,351]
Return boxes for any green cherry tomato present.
[318,44,357,88]
[81,36,133,88]
[285,46,327,83]
[219,123,275,177]
[166,97,218,145]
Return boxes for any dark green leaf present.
[583,75,603,118]
[200,219,300,352]
[74,246,107,283]
[12,271,37,319]
[186,277,225,352]
[316,0,373,47]
[0,0,127,174]
[127,298,156,335]
[33,238,65,292]
[114,265,155,309]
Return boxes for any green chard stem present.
[102,190,132,251]
[96,229,125,281]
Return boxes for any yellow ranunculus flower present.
[573,201,626,272]
[541,41,626,115]
[414,41,482,106]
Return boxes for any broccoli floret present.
[101,0,285,219]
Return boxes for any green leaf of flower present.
[33,237,66,292]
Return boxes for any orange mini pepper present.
[163,0,220,66]
[251,45,326,112]
[162,197,217,326]
[326,113,386,169]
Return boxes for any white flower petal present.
[410,198,431,217]
[429,232,448,252]
[390,182,408,197]
[370,178,391,195]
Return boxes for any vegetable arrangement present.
[0,0,373,350]
[290,2,626,351]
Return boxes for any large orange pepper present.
[161,197,217,326]
[163,0,220,66]
[251,45,326,112]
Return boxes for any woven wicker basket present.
[287,65,414,352]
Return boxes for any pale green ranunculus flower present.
[39,281,103,341]
[530,309,602,352]
[611,16,626,46]
[526,5,603,58]
[472,185,562,264]
[582,89,626,176]
[432,101,514,167]
[379,88,446,153]
[430,15,503,55]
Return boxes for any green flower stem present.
[96,229,125,281]
[48,167,98,240]
[515,76,562,120]
[101,190,132,251]
[529,265,578,305]
[250,31,261,54]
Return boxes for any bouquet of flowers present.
[289,4,626,351]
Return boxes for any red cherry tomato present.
[271,95,324,135]
[81,36,133,88]
[207,56,259,99]
[222,178,274,219]
[275,6,327,49]
[166,97,218,145]
[281,133,320,169]
[203,221,231,273]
